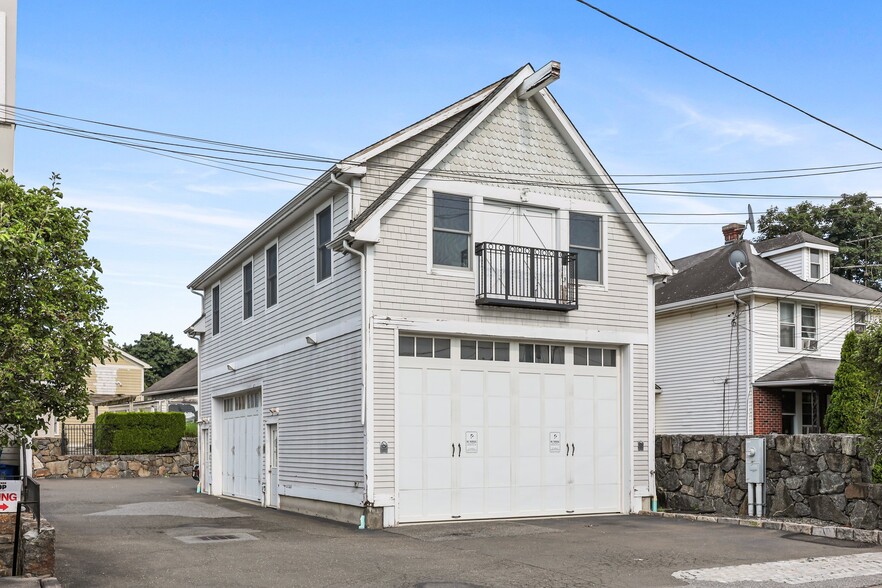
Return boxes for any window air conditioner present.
[802,339,818,351]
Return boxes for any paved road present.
[38,478,882,587]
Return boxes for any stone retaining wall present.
[0,512,54,577]
[656,434,882,529]
[32,436,197,479]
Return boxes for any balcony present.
[475,242,578,311]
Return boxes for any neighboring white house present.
[187,62,673,527]
[656,224,880,436]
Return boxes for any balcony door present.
[483,202,556,299]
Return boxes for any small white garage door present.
[398,336,621,523]
[221,391,262,502]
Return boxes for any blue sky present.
[13,2,882,348]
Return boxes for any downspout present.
[330,173,355,222]
[187,289,205,491]
[733,294,748,433]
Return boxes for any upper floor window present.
[433,193,470,268]
[316,206,332,281]
[242,261,253,320]
[780,301,817,350]
[854,308,868,333]
[265,244,278,307]
[211,285,220,335]
[570,213,601,282]
[809,249,821,279]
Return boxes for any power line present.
[573,1,882,153]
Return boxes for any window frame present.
[779,301,819,351]
[316,203,333,283]
[854,308,869,334]
[809,248,821,280]
[242,258,254,321]
[211,283,221,336]
[569,212,603,284]
[779,301,796,349]
[430,191,472,271]
[265,240,279,310]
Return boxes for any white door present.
[397,337,621,523]
[266,423,279,508]
[221,391,262,502]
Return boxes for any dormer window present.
[810,249,821,279]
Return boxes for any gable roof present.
[754,231,836,254]
[142,357,198,397]
[657,236,881,308]
[190,62,673,290]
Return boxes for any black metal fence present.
[61,423,96,455]
[475,242,578,311]
[11,476,41,576]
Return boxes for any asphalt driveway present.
[38,477,882,587]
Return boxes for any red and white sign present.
[0,480,21,512]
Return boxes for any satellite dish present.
[746,204,756,234]
[728,249,748,281]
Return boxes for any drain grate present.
[198,535,240,541]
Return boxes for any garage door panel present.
[487,397,510,426]
[544,398,566,428]
[400,458,423,489]
[460,370,483,396]
[425,426,452,458]
[425,396,451,427]
[520,398,540,427]
[399,428,422,460]
[460,396,484,427]
[486,428,510,456]
[487,457,511,486]
[486,371,510,396]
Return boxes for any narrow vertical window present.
[211,285,220,335]
[801,305,817,343]
[266,244,278,307]
[854,309,868,334]
[433,193,471,268]
[779,302,795,348]
[316,206,332,281]
[809,249,821,279]
[242,262,253,320]
[570,213,602,282]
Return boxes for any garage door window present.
[574,347,617,367]
[399,336,450,358]
[519,344,564,364]
[461,340,509,361]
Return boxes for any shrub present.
[184,422,197,437]
[95,412,186,454]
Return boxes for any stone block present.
[101,466,119,478]
[854,528,877,543]
[137,467,150,478]
[680,469,695,487]
[736,462,746,489]
[794,502,811,517]
[819,471,846,494]
[770,480,796,517]
[785,476,806,491]
[846,483,870,500]
[128,461,141,471]
[46,460,69,476]
[842,435,859,456]
[707,468,725,498]
[716,517,741,525]
[808,495,850,525]
[849,500,879,529]
[789,453,819,476]
[776,435,794,456]
[683,441,724,464]
[117,460,127,471]
[724,470,737,489]
[720,455,737,472]
[804,436,835,456]
[763,520,784,530]
[766,450,788,472]
[670,453,685,469]
[823,453,853,473]
[811,526,837,538]
[725,437,741,456]
[730,488,746,506]
[739,519,762,527]
[88,470,101,479]
[781,521,812,534]
[672,436,683,454]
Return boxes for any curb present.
[638,511,881,544]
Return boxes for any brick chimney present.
[722,223,745,244]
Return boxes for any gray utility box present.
[745,437,766,484]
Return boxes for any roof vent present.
[722,223,746,244]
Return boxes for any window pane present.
[574,249,599,282]
[551,346,565,364]
[570,213,600,248]
[781,393,796,414]
[780,325,795,348]
[574,347,587,365]
[434,338,451,359]
[535,345,550,364]
[266,245,278,307]
[416,337,433,358]
[494,342,509,362]
[433,231,470,267]
[317,206,332,243]
[461,340,477,360]
[588,348,602,366]
[399,336,415,357]
[212,285,220,335]
[317,207,332,281]
[243,263,253,320]
[318,247,332,281]
[434,193,470,232]
[519,344,533,363]
[603,349,617,367]
[478,340,494,361]
[780,302,795,324]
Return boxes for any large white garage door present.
[221,391,262,502]
[398,336,621,523]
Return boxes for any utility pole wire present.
[573,1,882,153]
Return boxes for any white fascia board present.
[656,289,753,314]
[346,86,497,165]
[759,243,838,257]
[656,286,882,315]
[531,89,674,277]
[376,317,648,345]
[755,379,835,387]
[188,172,335,290]
[351,65,535,243]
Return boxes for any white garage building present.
[188,62,672,527]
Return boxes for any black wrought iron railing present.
[475,242,578,311]
[61,423,96,455]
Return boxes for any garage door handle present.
[458,443,461,457]
[572,444,576,455]
[452,443,455,457]
[566,443,570,456]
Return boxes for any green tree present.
[756,193,882,290]
[850,323,882,481]
[122,331,196,387]
[0,174,113,444]
[824,331,872,433]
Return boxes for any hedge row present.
[95,412,186,454]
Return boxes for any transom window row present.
[398,336,617,367]
[222,392,261,413]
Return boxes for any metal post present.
[504,245,510,301]
[11,500,22,576]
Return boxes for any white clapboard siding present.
[656,302,750,434]
[369,93,652,499]
[766,250,805,279]
[198,188,365,499]
[632,344,650,489]
[751,296,852,379]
